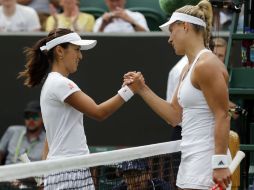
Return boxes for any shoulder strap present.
[13,130,26,163]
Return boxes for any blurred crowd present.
[0,0,150,32]
[0,0,244,33]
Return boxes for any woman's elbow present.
[92,111,109,121]
[165,115,181,127]
[167,120,180,127]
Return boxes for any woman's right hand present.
[102,12,114,23]
[123,71,145,94]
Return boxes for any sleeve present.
[27,8,41,31]
[93,17,103,32]
[85,14,95,32]
[0,127,14,153]
[132,12,150,31]
[45,16,56,32]
[53,77,81,102]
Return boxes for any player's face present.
[62,44,83,74]
[105,0,125,11]
[168,22,186,55]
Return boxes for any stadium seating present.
[126,0,168,31]
[80,0,107,11]
[79,7,106,19]
[229,68,254,88]
[128,7,167,31]
[79,0,168,31]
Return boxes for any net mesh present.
[0,140,181,190]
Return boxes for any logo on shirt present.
[68,83,75,89]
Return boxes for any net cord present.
[0,140,181,182]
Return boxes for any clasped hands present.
[122,71,145,94]
[102,7,135,24]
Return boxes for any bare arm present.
[140,85,182,126]
[113,8,147,32]
[194,55,230,155]
[126,72,182,126]
[42,138,48,160]
[65,91,125,121]
[98,12,113,32]
[193,53,231,188]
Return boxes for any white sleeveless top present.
[176,49,215,188]
[177,49,214,158]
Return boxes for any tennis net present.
[0,140,181,190]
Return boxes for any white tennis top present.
[40,72,89,160]
[177,49,214,158]
[176,49,215,188]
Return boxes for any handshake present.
[118,71,145,102]
[123,71,145,92]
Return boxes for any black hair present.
[18,28,73,87]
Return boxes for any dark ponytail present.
[18,28,73,87]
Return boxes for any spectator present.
[0,0,41,32]
[212,1,244,31]
[113,159,170,190]
[45,0,95,32]
[0,100,45,165]
[17,0,50,14]
[212,37,227,63]
[16,0,53,31]
[93,0,149,33]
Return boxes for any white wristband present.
[212,155,229,169]
[118,85,134,102]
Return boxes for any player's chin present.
[174,48,184,56]
[70,67,78,74]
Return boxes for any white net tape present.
[0,140,181,182]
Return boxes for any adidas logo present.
[218,161,225,165]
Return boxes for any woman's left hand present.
[212,168,231,190]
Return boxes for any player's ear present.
[55,45,65,59]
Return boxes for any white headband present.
[159,12,206,34]
[40,33,97,51]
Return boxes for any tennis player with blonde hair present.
[18,28,135,189]
[124,0,231,189]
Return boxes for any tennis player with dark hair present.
[18,28,135,189]
[124,0,231,189]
